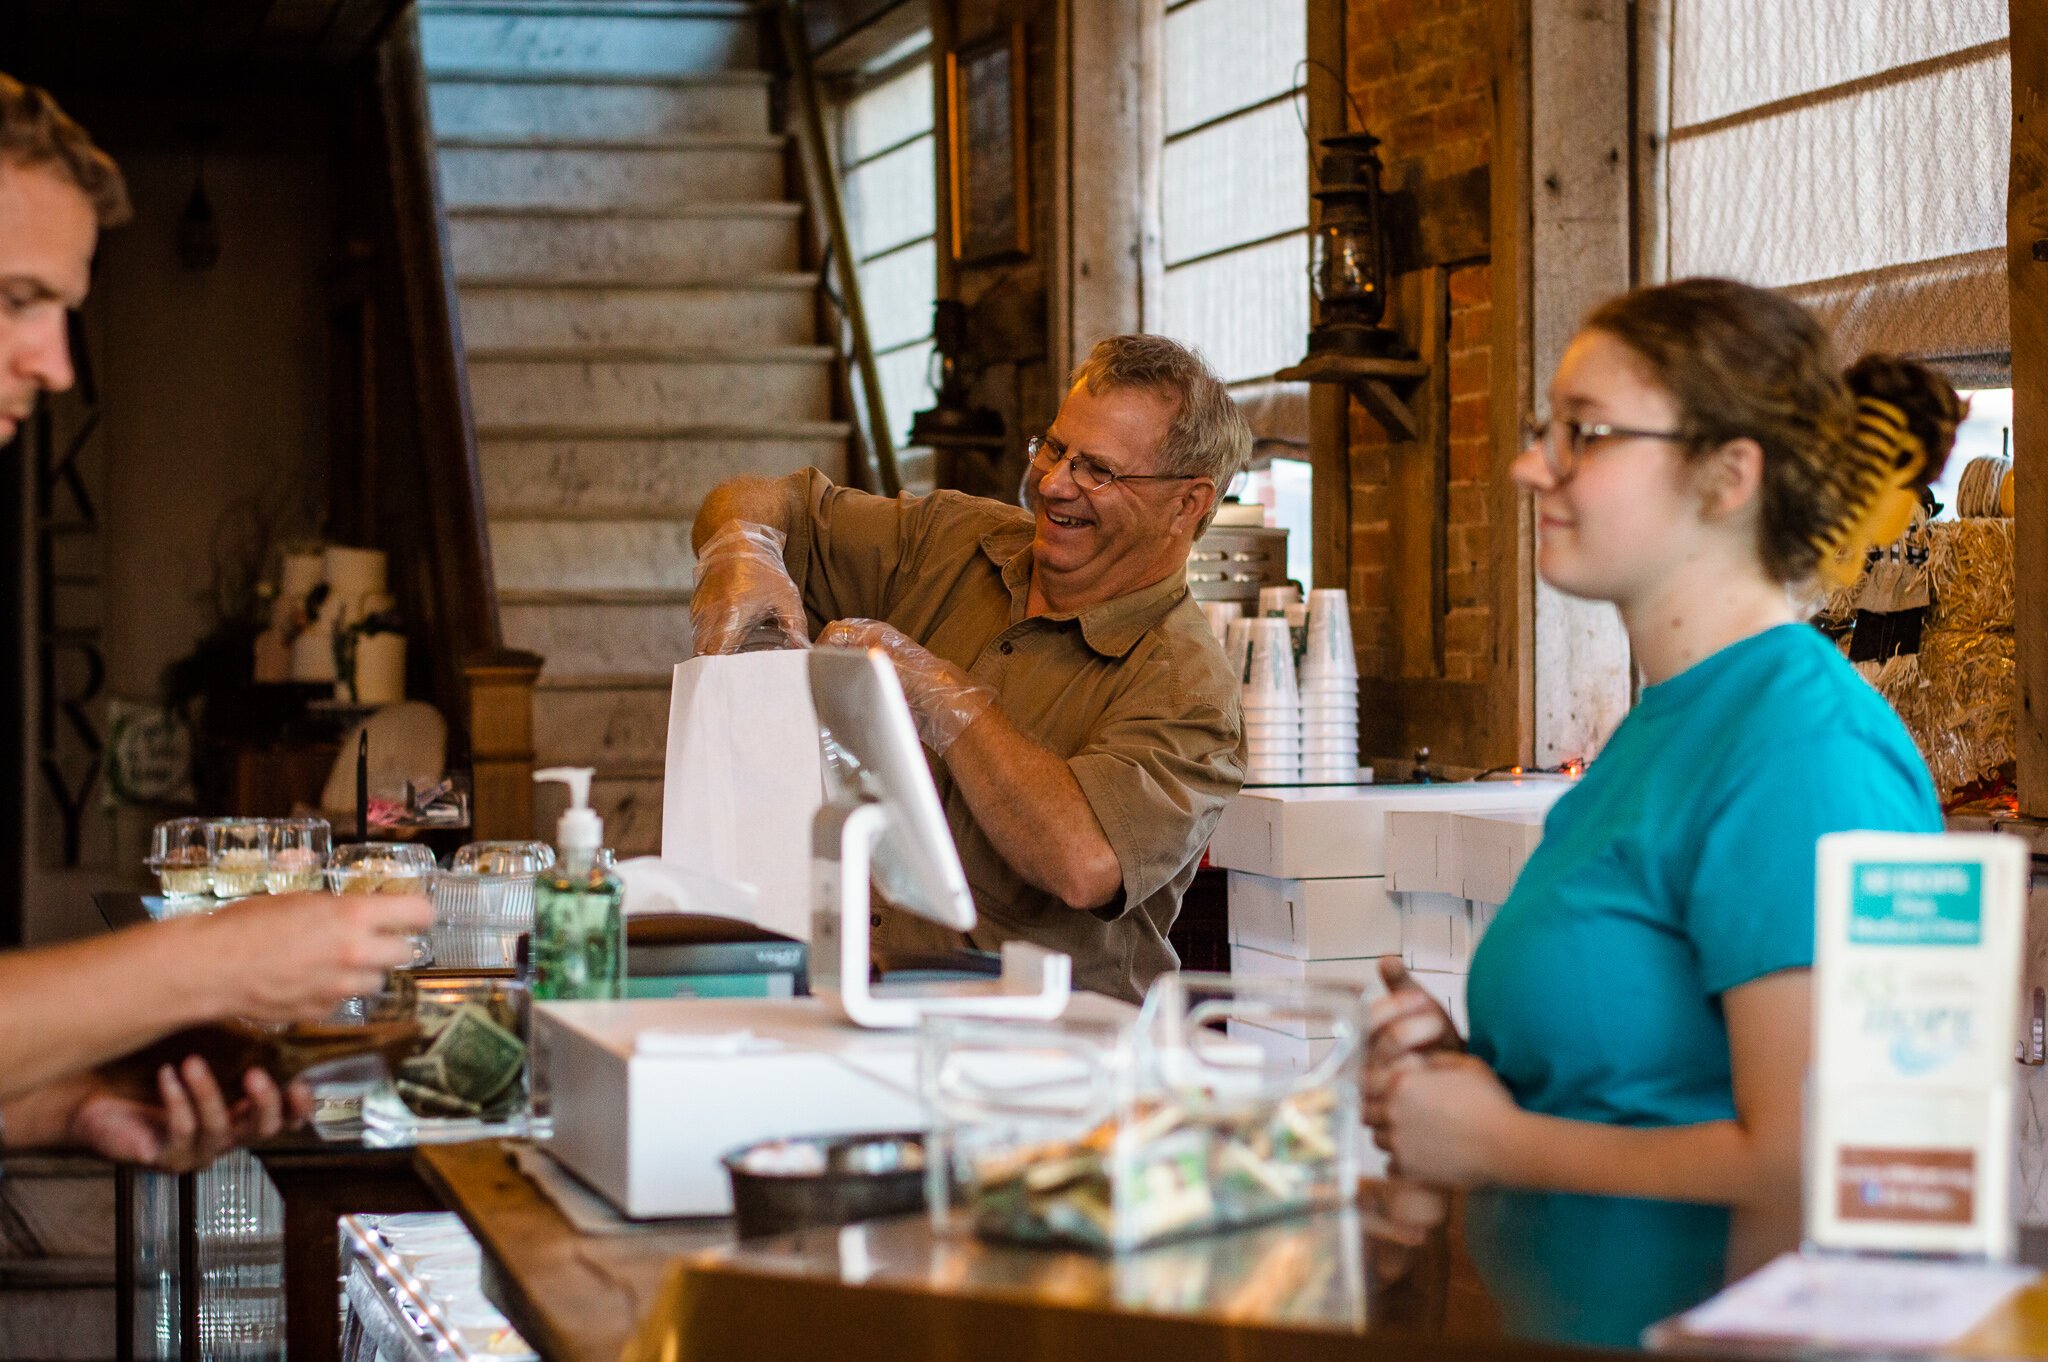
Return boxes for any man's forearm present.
[691,476,799,553]
[0,919,215,1100]
[944,711,1123,910]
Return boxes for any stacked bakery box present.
[1209,782,1568,1069]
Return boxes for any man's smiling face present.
[1025,382,1211,611]
[0,159,96,444]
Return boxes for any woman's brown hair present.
[0,72,130,227]
[1584,278,1964,584]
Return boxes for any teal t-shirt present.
[1466,623,1940,1128]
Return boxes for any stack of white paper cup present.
[1242,618,1301,783]
[1201,600,1243,647]
[1257,584,1302,620]
[1299,589,1360,781]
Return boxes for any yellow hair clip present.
[1813,396,1927,588]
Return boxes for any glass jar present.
[922,973,1364,1253]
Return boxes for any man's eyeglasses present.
[1026,434,1203,494]
[1520,413,1690,482]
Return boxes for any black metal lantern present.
[908,299,1004,454]
[1306,132,1405,358]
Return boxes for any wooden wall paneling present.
[2011,0,2048,815]
[1527,0,1633,766]
[1490,0,1535,766]
[1061,0,1152,369]
[1389,267,1450,679]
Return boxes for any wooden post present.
[1307,0,1352,601]
[1491,0,1536,766]
[2012,0,2048,815]
[1388,267,1451,679]
[465,651,545,841]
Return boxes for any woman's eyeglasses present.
[1520,413,1690,482]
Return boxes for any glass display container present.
[922,973,1363,1254]
[362,973,531,1136]
[432,842,553,970]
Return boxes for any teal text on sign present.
[1849,861,1983,946]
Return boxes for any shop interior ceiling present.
[11,0,412,74]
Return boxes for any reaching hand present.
[180,892,433,1025]
[816,619,996,754]
[1362,957,1463,1131]
[690,521,809,655]
[45,1059,310,1174]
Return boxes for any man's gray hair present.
[1070,334,1252,532]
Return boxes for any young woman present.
[1366,277,1963,1208]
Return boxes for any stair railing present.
[773,0,904,497]
[377,8,542,840]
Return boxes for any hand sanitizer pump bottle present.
[531,766,625,1001]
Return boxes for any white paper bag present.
[659,651,824,940]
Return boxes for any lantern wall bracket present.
[1274,353,1432,441]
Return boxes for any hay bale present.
[1927,517,2015,633]
[1911,628,2015,797]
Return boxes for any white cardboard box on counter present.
[1385,810,1462,896]
[1399,893,1471,972]
[1458,808,1548,907]
[1409,968,1468,1034]
[1227,873,1403,961]
[539,994,1137,1218]
[1227,945,1385,1037]
[1208,781,1568,880]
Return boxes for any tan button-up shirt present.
[777,469,1246,1002]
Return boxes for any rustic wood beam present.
[2011,0,2048,814]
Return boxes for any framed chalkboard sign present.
[946,23,1030,264]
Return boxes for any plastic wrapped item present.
[923,973,1362,1254]
[432,841,554,968]
[1927,517,2015,633]
[1913,629,2016,798]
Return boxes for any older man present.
[690,335,1251,1002]
[0,72,433,1170]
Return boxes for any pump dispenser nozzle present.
[535,766,604,852]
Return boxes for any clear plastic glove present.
[690,521,809,655]
[817,619,995,754]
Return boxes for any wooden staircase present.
[418,0,854,852]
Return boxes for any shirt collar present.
[979,522,1191,659]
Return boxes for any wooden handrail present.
[374,9,539,837]
[774,0,904,497]
[375,9,503,674]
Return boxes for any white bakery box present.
[1213,781,1569,1055]
[537,993,1137,1219]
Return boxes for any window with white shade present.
[1148,0,1313,585]
[835,40,940,448]
[1650,0,2011,371]
[1152,0,1310,385]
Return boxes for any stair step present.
[426,67,770,87]
[437,145,785,213]
[534,769,663,856]
[418,9,758,79]
[491,518,697,592]
[534,684,672,766]
[448,211,798,285]
[428,77,771,142]
[467,355,834,431]
[457,283,815,350]
[480,433,847,514]
[536,671,673,690]
[467,344,833,363]
[423,2,754,17]
[503,594,693,677]
[437,133,782,152]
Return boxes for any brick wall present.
[1345,0,1497,684]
